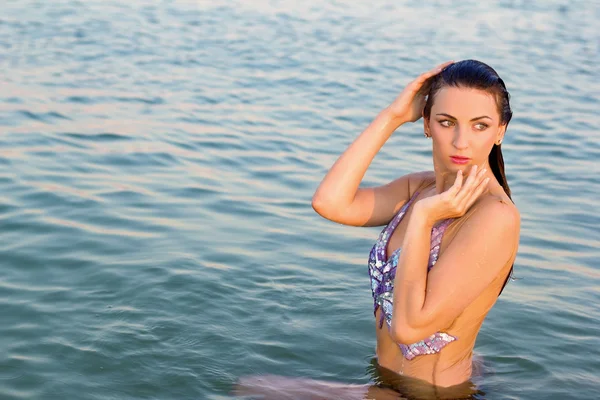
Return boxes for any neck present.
[434,161,494,194]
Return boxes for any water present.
[1,0,599,399]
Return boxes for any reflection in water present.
[233,357,488,400]
[366,357,487,400]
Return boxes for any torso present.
[370,175,516,388]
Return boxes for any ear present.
[423,116,430,137]
[495,124,507,145]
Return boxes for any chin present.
[448,160,473,169]
[446,164,470,171]
[436,157,472,172]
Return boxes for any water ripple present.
[0,0,599,399]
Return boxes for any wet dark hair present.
[423,59,514,294]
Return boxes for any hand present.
[387,61,454,124]
[415,165,490,224]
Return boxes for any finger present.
[455,165,479,201]
[415,60,454,84]
[458,166,488,206]
[448,169,463,196]
[468,165,487,186]
[413,61,454,94]
[458,165,488,205]
[435,60,454,71]
[411,74,433,93]
[426,61,454,76]
[417,77,434,97]
[468,164,488,184]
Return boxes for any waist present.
[376,350,474,388]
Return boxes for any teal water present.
[1,0,599,399]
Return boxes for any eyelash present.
[438,120,489,130]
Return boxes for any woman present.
[312,59,520,389]
[234,59,520,399]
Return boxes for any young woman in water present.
[235,60,521,399]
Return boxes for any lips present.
[450,156,471,165]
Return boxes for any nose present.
[452,126,469,150]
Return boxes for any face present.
[425,86,506,173]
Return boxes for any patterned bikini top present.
[368,191,457,360]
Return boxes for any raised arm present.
[312,61,454,227]
[312,109,416,227]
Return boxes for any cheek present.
[430,126,449,142]
[481,134,497,149]
[473,135,497,158]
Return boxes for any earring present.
[424,132,430,138]
[496,139,503,145]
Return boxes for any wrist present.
[412,201,436,228]
[381,107,407,129]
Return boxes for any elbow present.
[311,191,334,219]
[311,192,325,215]
[312,191,354,224]
[390,320,422,345]
[311,192,323,214]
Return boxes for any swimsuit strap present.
[427,218,453,270]
[385,191,420,238]
[376,191,421,262]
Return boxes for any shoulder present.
[382,170,434,201]
[407,170,436,196]
[478,193,520,223]
[438,193,520,280]
[459,193,521,242]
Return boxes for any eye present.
[475,123,489,130]
[439,120,454,127]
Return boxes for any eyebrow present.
[436,113,492,121]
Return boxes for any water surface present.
[1,0,599,399]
